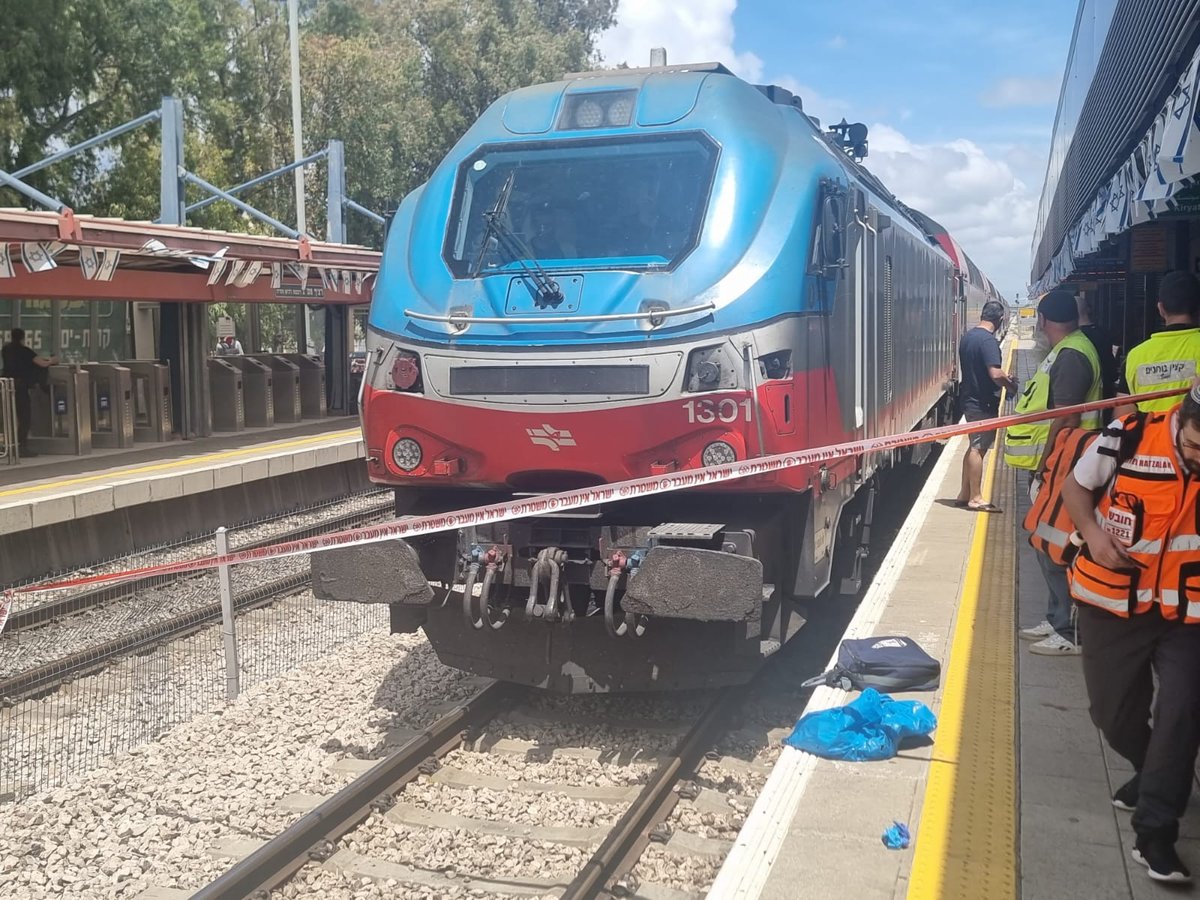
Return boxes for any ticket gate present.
[249,354,302,423]
[207,358,246,432]
[283,354,327,418]
[82,363,135,449]
[123,361,173,442]
[226,356,274,427]
[29,365,92,455]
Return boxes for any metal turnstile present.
[123,360,173,442]
[227,357,274,427]
[0,378,18,464]
[82,363,135,449]
[207,358,246,432]
[29,365,92,455]
[250,354,301,423]
[283,353,327,418]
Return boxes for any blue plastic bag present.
[783,687,937,761]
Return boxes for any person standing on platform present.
[1117,271,1200,415]
[1076,293,1120,415]
[955,299,1018,511]
[0,328,57,458]
[1005,289,1102,655]
[1060,386,1200,884]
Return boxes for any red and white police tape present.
[1,386,1188,606]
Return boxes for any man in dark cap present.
[1006,289,1103,655]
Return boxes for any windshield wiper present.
[470,172,564,309]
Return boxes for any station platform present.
[0,419,367,585]
[709,342,1200,899]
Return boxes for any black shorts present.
[963,404,997,452]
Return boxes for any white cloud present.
[596,0,763,80]
[981,76,1061,108]
[827,35,847,50]
[865,124,1039,297]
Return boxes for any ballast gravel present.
[0,629,478,899]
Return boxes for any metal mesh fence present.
[0,492,393,803]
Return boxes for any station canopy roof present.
[0,208,380,304]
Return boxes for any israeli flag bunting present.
[96,249,120,281]
[79,247,121,281]
[235,261,262,288]
[224,260,246,287]
[341,270,352,294]
[0,244,12,279]
[21,241,60,273]
[271,263,282,289]
[207,259,228,286]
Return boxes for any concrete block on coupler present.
[311,538,434,606]
[622,546,763,621]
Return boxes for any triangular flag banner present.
[207,259,229,286]
[80,246,100,280]
[96,249,121,282]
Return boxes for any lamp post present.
[287,0,305,235]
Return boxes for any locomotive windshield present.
[444,133,718,277]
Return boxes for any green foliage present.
[0,0,617,244]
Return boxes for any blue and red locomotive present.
[314,62,1006,692]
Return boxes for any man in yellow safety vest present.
[1117,271,1200,414]
[1005,289,1103,656]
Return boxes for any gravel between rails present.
[0,628,481,899]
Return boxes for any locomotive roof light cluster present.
[557,90,638,131]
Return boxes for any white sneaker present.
[1019,620,1055,641]
[1029,632,1081,656]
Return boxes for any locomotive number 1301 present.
[683,398,754,424]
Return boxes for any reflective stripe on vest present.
[1023,426,1098,565]
[1069,413,1200,622]
[1126,328,1200,413]
[1004,330,1103,470]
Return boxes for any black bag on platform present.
[801,635,941,692]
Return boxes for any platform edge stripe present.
[705,435,965,900]
[905,340,1017,900]
[0,429,361,500]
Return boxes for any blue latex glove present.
[881,821,910,850]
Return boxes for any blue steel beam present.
[12,110,163,180]
[180,169,300,239]
[184,148,328,216]
[345,198,385,226]
[0,170,66,212]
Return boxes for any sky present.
[597,0,1081,302]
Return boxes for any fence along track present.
[0,502,395,702]
[190,681,746,900]
[5,500,394,634]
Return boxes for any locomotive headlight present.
[575,99,604,128]
[392,438,423,472]
[702,441,737,468]
[606,95,634,126]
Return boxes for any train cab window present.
[444,133,719,277]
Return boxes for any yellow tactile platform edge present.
[906,347,1018,900]
[0,428,360,499]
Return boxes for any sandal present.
[967,502,1004,513]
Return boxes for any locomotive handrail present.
[403,302,717,329]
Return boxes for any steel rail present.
[560,685,745,899]
[0,569,312,702]
[6,501,393,634]
[190,679,516,900]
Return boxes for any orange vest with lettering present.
[1023,427,1097,566]
[1069,411,1200,620]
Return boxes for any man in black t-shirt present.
[1,328,57,457]
[956,300,1018,511]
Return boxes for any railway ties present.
[189,681,771,900]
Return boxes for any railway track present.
[190,679,751,900]
[5,499,394,635]
[0,499,395,702]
